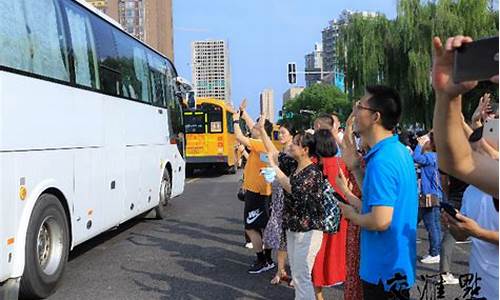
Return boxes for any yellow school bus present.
[183,98,237,174]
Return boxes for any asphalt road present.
[43,169,472,300]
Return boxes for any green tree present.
[283,84,350,130]
[335,0,498,127]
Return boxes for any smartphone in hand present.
[453,36,499,83]
[260,153,270,164]
[483,118,499,148]
[440,202,460,221]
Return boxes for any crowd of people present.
[231,35,498,300]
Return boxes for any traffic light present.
[287,62,296,84]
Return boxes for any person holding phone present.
[441,122,500,298]
[413,132,443,264]
[471,93,497,130]
[432,35,499,199]
[337,86,418,300]
[233,100,276,274]
[255,117,297,286]
[442,188,499,300]
[438,170,468,285]
[270,132,324,300]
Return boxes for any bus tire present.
[154,172,171,219]
[20,194,69,300]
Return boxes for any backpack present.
[322,178,342,233]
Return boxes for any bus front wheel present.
[20,194,69,299]
[155,172,172,219]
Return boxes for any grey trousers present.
[287,230,323,300]
[440,228,456,273]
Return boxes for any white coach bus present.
[0,0,187,298]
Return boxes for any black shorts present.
[244,191,270,230]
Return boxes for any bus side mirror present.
[187,92,196,110]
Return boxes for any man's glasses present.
[355,101,380,114]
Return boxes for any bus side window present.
[165,60,182,138]
[227,111,234,133]
[112,29,151,103]
[132,47,151,103]
[147,52,167,107]
[90,14,120,96]
[0,0,69,82]
[63,0,100,89]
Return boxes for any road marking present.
[186,178,200,184]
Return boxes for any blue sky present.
[173,1,397,120]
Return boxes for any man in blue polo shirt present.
[339,85,418,300]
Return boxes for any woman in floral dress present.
[271,132,325,299]
[256,119,297,285]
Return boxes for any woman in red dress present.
[342,171,363,300]
[311,129,348,300]
[335,114,365,300]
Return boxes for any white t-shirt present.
[461,185,499,300]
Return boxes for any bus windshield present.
[205,104,223,133]
[184,113,205,133]
[184,102,224,134]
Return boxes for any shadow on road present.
[123,220,294,300]
[186,166,240,179]
[68,216,146,261]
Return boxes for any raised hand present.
[233,109,240,121]
[335,170,350,196]
[480,93,493,121]
[432,36,478,98]
[254,114,265,132]
[226,103,237,114]
[239,98,248,112]
[417,134,430,146]
[472,93,491,123]
[341,114,362,170]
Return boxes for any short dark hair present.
[398,131,410,146]
[314,129,338,158]
[365,85,402,131]
[315,113,334,129]
[278,120,296,136]
[295,131,316,157]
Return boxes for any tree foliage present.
[336,0,498,127]
[283,84,350,130]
